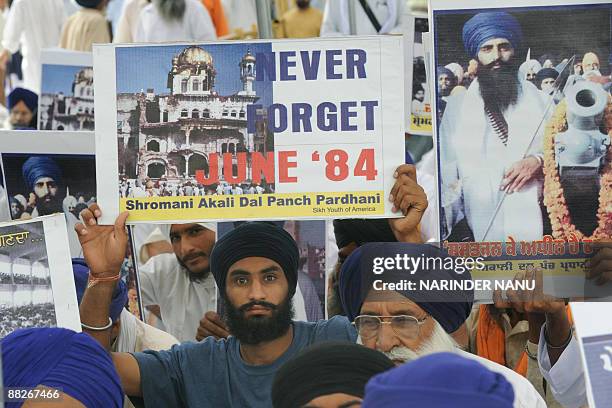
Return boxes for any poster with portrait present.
[430,0,612,300]
[0,131,96,258]
[218,220,326,322]
[93,37,405,224]
[0,214,80,338]
[38,49,94,131]
[405,13,433,136]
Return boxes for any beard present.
[296,0,309,9]
[177,254,211,282]
[477,59,520,113]
[224,295,294,345]
[37,195,62,216]
[358,320,457,364]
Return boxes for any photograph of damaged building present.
[116,44,273,192]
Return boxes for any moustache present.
[180,251,207,263]
[239,300,278,313]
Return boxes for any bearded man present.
[440,12,546,242]
[339,243,546,408]
[138,222,218,342]
[75,207,356,407]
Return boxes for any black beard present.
[177,256,211,282]
[477,59,520,113]
[224,295,294,345]
[37,196,62,216]
[296,0,309,9]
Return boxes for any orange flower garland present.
[543,98,612,240]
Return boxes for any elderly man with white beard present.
[338,243,546,408]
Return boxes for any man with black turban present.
[272,342,394,408]
[535,67,559,96]
[73,204,357,408]
[439,11,546,242]
[338,242,546,408]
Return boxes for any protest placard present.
[430,0,612,301]
[93,37,405,224]
[571,302,612,408]
[405,13,432,136]
[0,131,96,258]
[0,214,80,338]
[39,49,94,131]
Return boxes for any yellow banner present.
[471,258,587,278]
[121,191,385,221]
[409,113,432,133]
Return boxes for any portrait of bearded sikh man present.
[20,156,64,217]
[338,243,546,408]
[439,12,546,242]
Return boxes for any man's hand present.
[586,242,612,286]
[493,267,565,315]
[388,164,427,242]
[196,311,230,341]
[499,156,542,193]
[74,204,129,278]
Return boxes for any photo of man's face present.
[34,177,58,203]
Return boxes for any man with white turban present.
[138,222,219,342]
[519,59,542,84]
[439,12,546,242]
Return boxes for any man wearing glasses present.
[338,242,547,408]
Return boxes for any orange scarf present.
[476,305,528,376]
[476,305,573,378]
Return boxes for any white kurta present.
[320,0,404,36]
[538,326,587,408]
[114,0,149,43]
[139,253,218,342]
[440,79,545,242]
[1,0,65,93]
[221,0,257,33]
[456,349,547,408]
[134,0,217,43]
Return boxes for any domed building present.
[116,46,268,184]
[39,67,95,131]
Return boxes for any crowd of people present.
[119,177,272,198]
[0,1,609,408]
[0,303,56,337]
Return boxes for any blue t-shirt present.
[133,316,357,407]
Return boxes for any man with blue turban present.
[2,327,124,407]
[338,243,546,408]
[6,87,38,129]
[362,352,515,408]
[21,156,63,218]
[439,11,546,242]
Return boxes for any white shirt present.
[320,0,404,36]
[439,80,545,241]
[134,0,217,43]
[456,349,548,408]
[538,326,587,408]
[221,0,257,33]
[2,0,65,93]
[114,0,148,43]
[139,253,218,342]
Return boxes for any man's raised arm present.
[75,204,142,397]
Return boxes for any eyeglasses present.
[353,315,428,340]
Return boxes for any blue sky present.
[41,65,89,95]
[116,43,273,107]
